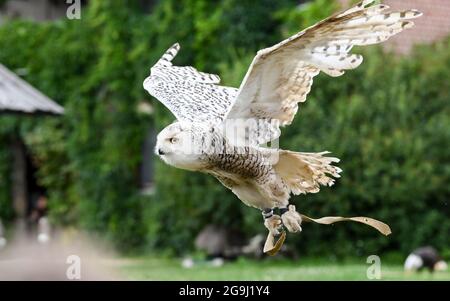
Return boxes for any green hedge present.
[0,0,448,256]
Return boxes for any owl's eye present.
[169,137,178,144]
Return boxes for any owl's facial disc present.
[155,122,206,171]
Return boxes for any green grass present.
[112,257,450,281]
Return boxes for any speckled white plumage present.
[144,0,421,232]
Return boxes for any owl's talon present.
[281,205,302,233]
[264,214,283,236]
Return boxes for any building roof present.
[339,0,450,55]
[383,0,450,54]
[0,64,64,115]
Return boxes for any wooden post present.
[11,137,27,221]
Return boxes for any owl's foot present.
[262,208,286,256]
[280,205,302,233]
[262,209,283,236]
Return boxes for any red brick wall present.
[338,0,450,54]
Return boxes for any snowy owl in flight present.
[144,0,422,254]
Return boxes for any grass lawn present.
[113,257,450,281]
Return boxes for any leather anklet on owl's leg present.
[262,208,283,236]
[279,205,302,233]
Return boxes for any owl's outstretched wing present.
[225,0,422,144]
[143,43,238,123]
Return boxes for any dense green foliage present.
[0,0,448,257]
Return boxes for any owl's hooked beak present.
[157,148,165,156]
[155,147,166,156]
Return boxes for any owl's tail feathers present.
[274,150,342,195]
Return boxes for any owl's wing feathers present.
[226,0,422,144]
[144,43,238,123]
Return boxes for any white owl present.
[144,0,422,254]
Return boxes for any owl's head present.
[155,121,209,171]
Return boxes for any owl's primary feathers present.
[144,0,422,252]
